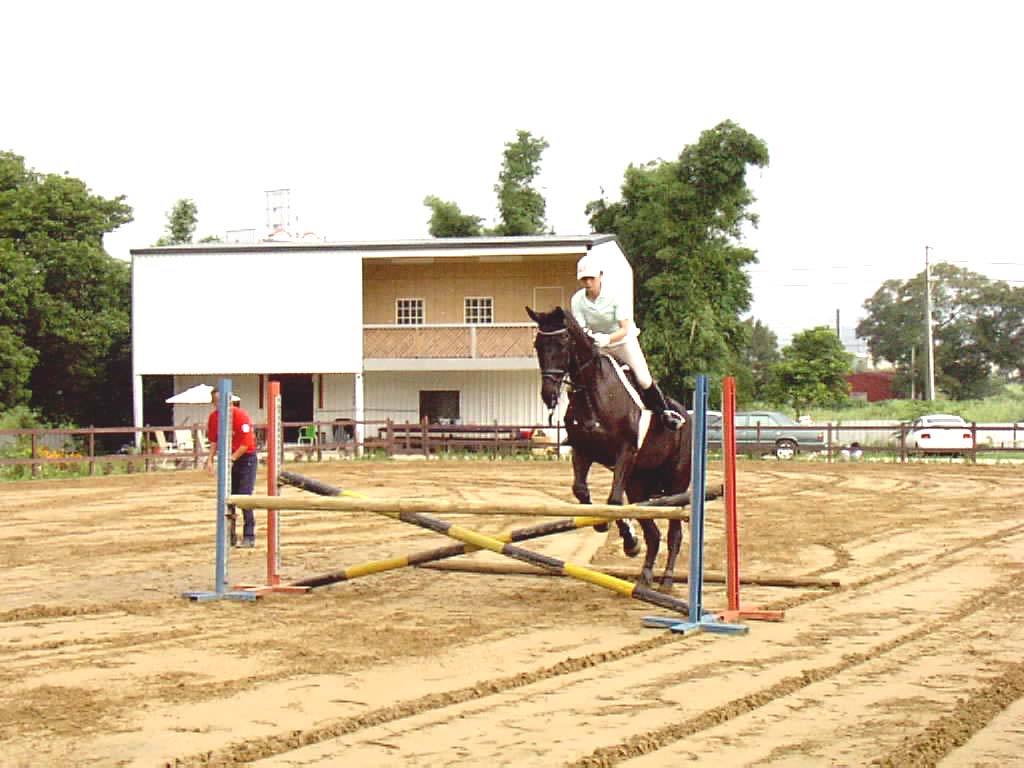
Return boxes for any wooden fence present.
[2,420,1022,476]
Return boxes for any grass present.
[770,385,1024,424]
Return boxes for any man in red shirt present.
[205,390,258,548]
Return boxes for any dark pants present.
[230,452,258,539]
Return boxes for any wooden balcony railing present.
[363,323,535,359]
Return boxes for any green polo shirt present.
[571,288,629,335]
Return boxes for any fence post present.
[970,421,977,464]
[31,430,40,478]
[88,430,96,476]
[827,423,834,463]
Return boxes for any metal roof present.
[131,234,618,257]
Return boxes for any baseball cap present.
[576,254,602,280]
[230,394,241,403]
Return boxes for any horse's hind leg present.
[638,519,661,586]
[661,519,683,590]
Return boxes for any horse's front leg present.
[660,519,683,590]
[571,451,593,506]
[608,448,641,558]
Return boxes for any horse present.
[526,305,693,588]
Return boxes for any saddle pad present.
[602,352,654,449]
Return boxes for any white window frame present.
[464,296,494,324]
[396,297,425,325]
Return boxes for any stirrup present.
[661,409,684,431]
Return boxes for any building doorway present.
[269,373,314,442]
[419,390,460,424]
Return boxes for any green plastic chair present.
[297,425,317,446]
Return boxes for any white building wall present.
[132,248,363,375]
[362,370,561,429]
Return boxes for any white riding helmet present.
[576,253,602,280]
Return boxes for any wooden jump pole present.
[278,470,715,590]
[240,475,695,614]
[229,494,695,521]
[418,560,840,589]
[368,505,695,615]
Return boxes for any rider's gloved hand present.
[592,332,611,347]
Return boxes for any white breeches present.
[604,336,653,390]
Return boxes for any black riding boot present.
[642,383,684,431]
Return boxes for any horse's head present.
[526,306,573,409]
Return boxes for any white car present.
[905,414,974,455]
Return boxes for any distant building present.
[847,371,896,402]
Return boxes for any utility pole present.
[924,245,936,401]
[910,346,916,400]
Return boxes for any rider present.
[570,253,684,431]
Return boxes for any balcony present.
[363,324,536,360]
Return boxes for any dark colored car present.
[706,410,826,459]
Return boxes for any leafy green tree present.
[492,130,549,236]
[154,198,197,245]
[764,326,852,416]
[975,282,1024,381]
[741,318,780,401]
[857,264,1006,400]
[423,195,483,237]
[0,151,133,424]
[587,120,769,399]
[425,129,550,238]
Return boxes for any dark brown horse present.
[526,306,693,588]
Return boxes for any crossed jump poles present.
[184,375,785,632]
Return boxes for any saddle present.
[572,353,653,449]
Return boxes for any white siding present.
[362,370,563,429]
[132,248,363,375]
[590,240,634,319]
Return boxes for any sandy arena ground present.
[1,457,1022,767]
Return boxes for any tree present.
[423,195,483,237]
[154,198,197,245]
[764,326,852,417]
[857,264,1007,399]
[0,151,133,425]
[975,282,1024,381]
[741,318,780,401]
[492,130,549,236]
[424,129,550,238]
[587,120,769,399]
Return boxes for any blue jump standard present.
[645,374,749,636]
[182,378,259,603]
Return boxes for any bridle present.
[534,325,600,423]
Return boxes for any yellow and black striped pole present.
[376,506,692,615]
[291,514,620,589]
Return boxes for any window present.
[464,297,493,324]
[396,298,424,325]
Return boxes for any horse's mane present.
[555,307,597,356]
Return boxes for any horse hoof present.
[593,522,609,533]
[660,578,675,592]
[624,540,642,558]
[638,571,654,587]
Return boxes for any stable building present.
[129,235,633,441]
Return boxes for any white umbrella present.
[165,384,214,404]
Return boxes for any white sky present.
[5,1,1022,348]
